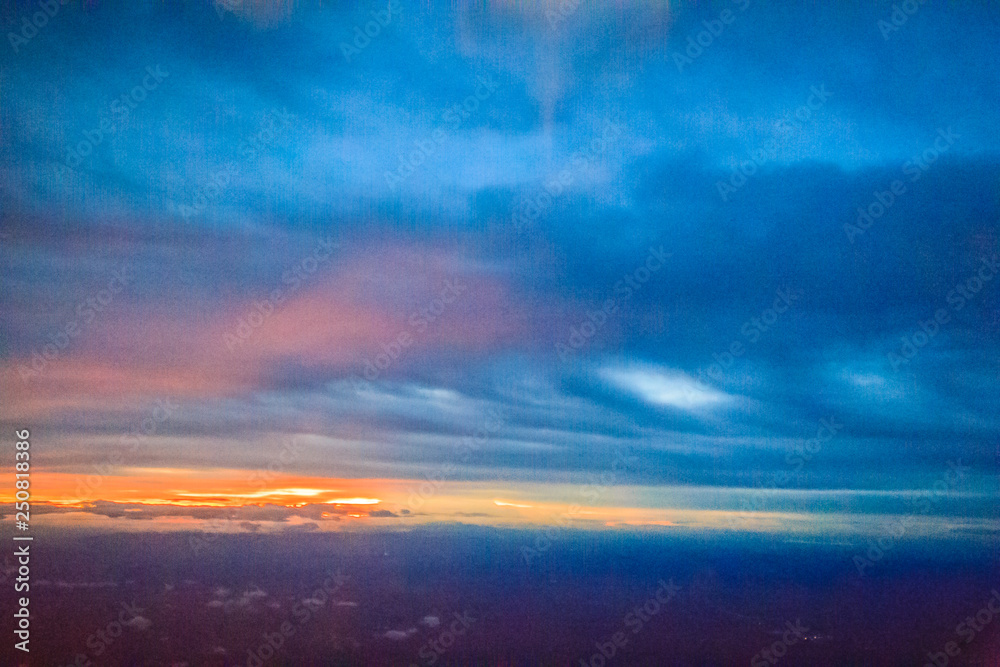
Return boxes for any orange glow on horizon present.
[176,487,333,499]
[5,470,388,508]
[2,469,855,536]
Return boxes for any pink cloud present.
[3,242,527,413]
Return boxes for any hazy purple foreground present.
[5,526,999,666]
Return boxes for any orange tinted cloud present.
[12,469,393,507]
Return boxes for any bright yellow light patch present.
[494,499,533,508]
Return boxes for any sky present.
[1,0,998,539]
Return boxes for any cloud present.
[124,615,153,631]
[599,365,731,411]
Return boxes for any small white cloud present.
[600,365,729,410]
[841,370,907,400]
[384,630,411,640]
[124,615,152,631]
[412,386,461,403]
[422,615,441,627]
